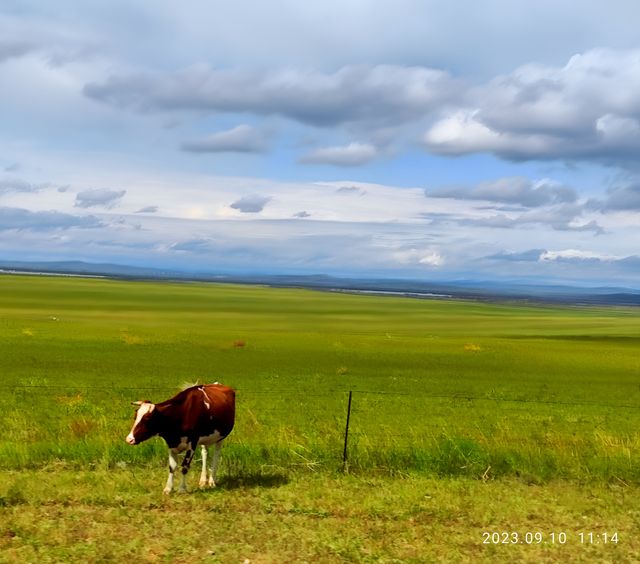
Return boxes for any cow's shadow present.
[198,472,290,491]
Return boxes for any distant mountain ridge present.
[1,259,639,306]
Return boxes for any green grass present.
[1,274,639,482]
[1,274,640,561]
[1,470,638,562]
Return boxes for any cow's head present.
[126,400,157,445]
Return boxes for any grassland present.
[2,470,639,563]
[1,273,639,561]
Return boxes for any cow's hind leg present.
[199,444,209,488]
[208,441,222,487]
[164,450,179,495]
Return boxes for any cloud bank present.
[423,49,640,168]
[84,64,459,128]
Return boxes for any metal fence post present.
[342,390,353,471]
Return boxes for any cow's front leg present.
[199,445,209,488]
[164,449,179,495]
[179,445,196,493]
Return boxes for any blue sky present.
[2,1,640,286]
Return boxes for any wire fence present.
[1,383,639,408]
[2,383,639,471]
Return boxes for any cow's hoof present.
[198,480,207,488]
[163,488,172,495]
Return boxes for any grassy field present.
[1,273,639,561]
[2,470,638,562]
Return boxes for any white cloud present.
[84,64,458,127]
[423,49,640,167]
[0,178,49,195]
[419,251,444,267]
[539,249,619,262]
[460,203,603,234]
[393,248,444,268]
[424,109,559,158]
[181,125,269,153]
[75,188,126,208]
[299,142,379,166]
[428,176,577,207]
[230,194,271,213]
[0,206,103,231]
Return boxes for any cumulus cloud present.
[230,194,271,213]
[423,49,640,167]
[75,188,126,208]
[0,206,102,231]
[427,176,577,207]
[181,124,269,153]
[84,64,458,127]
[393,248,444,267]
[299,142,379,166]
[424,109,560,159]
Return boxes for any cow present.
[126,383,235,494]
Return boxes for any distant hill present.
[1,259,639,306]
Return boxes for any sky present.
[2,0,640,286]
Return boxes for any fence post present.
[342,390,353,472]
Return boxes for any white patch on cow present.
[200,440,223,488]
[171,431,222,452]
[125,402,155,445]
[199,444,209,487]
[164,450,179,495]
[200,387,211,410]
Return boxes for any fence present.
[1,383,639,479]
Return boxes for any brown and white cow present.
[126,383,235,494]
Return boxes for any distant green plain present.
[1,274,640,561]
